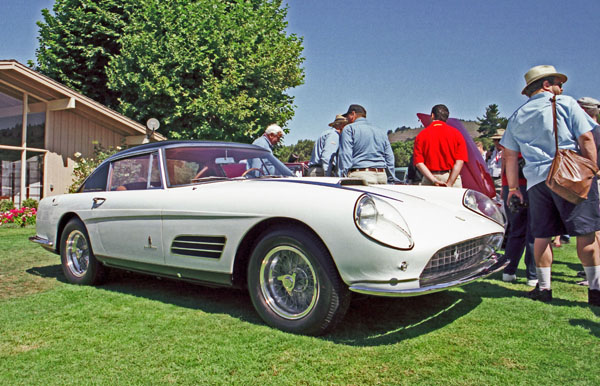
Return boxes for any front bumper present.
[348,252,508,297]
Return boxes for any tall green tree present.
[107,0,304,142]
[34,0,305,142]
[477,104,508,137]
[35,0,135,108]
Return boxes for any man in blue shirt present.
[502,65,600,307]
[248,124,283,175]
[307,114,347,176]
[337,104,395,184]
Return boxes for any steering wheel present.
[241,167,266,178]
[191,166,209,182]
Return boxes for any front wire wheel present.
[259,245,319,320]
[248,226,350,335]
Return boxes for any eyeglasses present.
[554,82,563,89]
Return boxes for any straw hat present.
[491,129,505,140]
[328,114,347,127]
[521,65,567,95]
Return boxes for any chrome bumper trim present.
[29,236,55,252]
[349,253,508,297]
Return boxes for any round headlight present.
[354,194,413,250]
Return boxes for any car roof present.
[108,140,265,160]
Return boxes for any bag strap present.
[551,95,559,153]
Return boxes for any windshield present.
[164,146,293,187]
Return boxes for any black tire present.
[60,218,106,285]
[247,226,351,335]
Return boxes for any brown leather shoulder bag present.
[545,95,598,204]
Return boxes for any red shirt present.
[413,121,468,171]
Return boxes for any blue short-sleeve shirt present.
[501,92,595,189]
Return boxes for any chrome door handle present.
[93,197,106,205]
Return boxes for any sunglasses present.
[554,82,563,89]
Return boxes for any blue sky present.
[2,0,600,145]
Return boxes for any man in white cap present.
[248,124,284,175]
[502,65,600,307]
[307,114,347,176]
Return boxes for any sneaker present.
[589,289,600,307]
[560,235,570,244]
[526,279,539,287]
[578,280,589,286]
[525,284,552,302]
[577,270,586,278]
[502,273,517,282]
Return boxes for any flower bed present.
[0,207,37,226]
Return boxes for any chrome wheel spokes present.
[65,230,89,277]
[259,246,318,320]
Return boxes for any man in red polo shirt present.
[413,104,468,187]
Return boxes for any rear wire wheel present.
[248,226,350,335]
[60,218,106,285]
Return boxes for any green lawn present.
[1,227,598,385]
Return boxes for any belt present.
[350,167,385,173]
[431,170,451,174]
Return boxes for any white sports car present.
[31,141,507,335]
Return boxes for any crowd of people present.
[252,64,600,308]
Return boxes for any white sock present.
[536,267,552,289]
[584,266,600,290]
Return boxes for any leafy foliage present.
[34,0,135,108]
[68,142,121,193]
[0,200,15,212]
[275,139,315,162]
[391,139,414,167]
[477,104,508,137]
[34,0,304,143]
[21,199,38,210]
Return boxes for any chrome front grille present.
[420,234,502,286]
[171,235,226,259]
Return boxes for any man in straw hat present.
[337,104,396,184]
[502,65,600,306]
[307,114,347,176]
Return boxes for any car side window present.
[81,163,109,192]
[108,152,159,191]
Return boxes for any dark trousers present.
[502,185,537,280]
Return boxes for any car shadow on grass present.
[27,264,599,344]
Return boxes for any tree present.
[391,139,414,167]
[34,0,305,143]
[275,139,314,162]
[107,0,304,142]
[477,104,508,137]
[35,0,136,108]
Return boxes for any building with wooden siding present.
[0,60,165,206]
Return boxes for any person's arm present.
[337,128,353,177]
[383,140,397,183]
[578,131,597,166]
[415,162,447,186]
[503,148,523,203]
[446,160,464,187]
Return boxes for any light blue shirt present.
[337,117,395,182]
[249,135,275,175]
[308,128,339,176]
[501,92,595,189]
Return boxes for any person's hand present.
[507,188,523,204]
[434,178,448,187]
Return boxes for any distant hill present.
[388,120,480,143]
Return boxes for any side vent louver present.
[171,235,226,259]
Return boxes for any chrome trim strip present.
[348,253,508,297]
